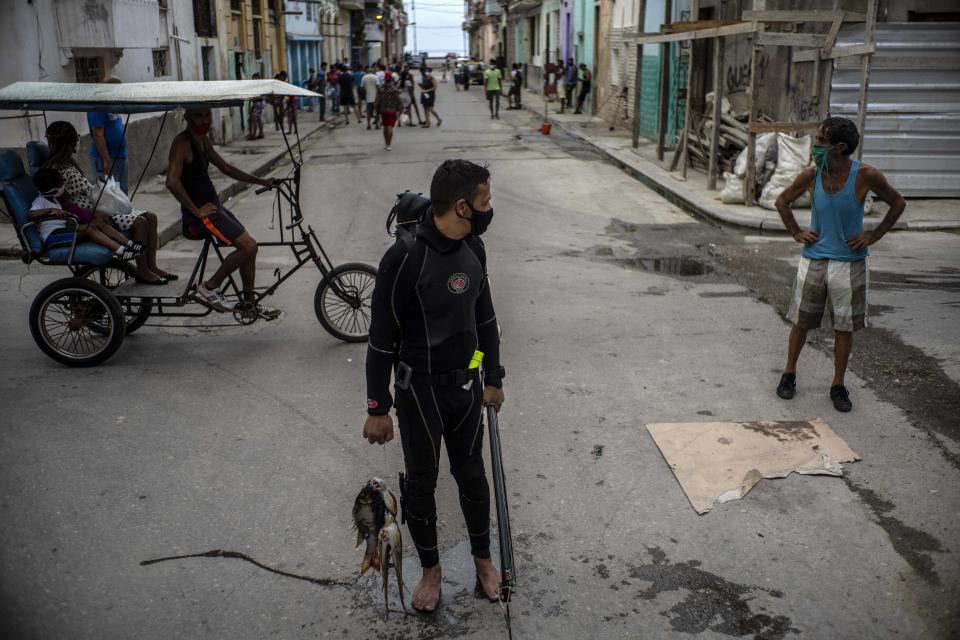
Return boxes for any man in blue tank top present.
[774,117,906,412]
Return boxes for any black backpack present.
[386,190,431,251]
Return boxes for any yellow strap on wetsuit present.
[468,350,484,370]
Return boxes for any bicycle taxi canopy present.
[0,80,375,368]
[0,79,319,113]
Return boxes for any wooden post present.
[678,0,699,178]
[655,0,673,161]
[744,44,760,205]
[707,36,724,189]
[655,41,670,161]
[744,0,764,206]
[632,44,643,147]
[855,0,877,161]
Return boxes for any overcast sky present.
[404,0,466,56]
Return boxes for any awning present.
[0,80,320,114]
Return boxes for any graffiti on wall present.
[725,54,768,92]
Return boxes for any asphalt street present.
[1,80,958,640]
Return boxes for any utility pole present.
[412,0,417,53]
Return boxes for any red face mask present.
[190,121,211,136]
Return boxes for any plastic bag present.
[720,172,745,204]
[89,177,133,216]
[759,133,812,210]
[401,112,411,126]
[734,132,776,177]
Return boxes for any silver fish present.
[352,477,406,616]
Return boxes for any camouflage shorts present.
[786,257,868,332]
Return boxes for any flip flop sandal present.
[134,275,168,285]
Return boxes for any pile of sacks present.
[720,133,812,210]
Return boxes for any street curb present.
[527,104,960,234]
[0,124,329,259]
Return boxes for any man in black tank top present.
[166,108,278,316]
[363,160,506,613]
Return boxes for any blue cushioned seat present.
[0,149,112,266]
[26,140,50,176]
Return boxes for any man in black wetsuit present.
[166,108,278,318]
[363,160,505,613]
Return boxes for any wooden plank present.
[745,46,760,206]
[756,32,827,48]
[656,39,670,161]
[708,36,724,190]
[793,44,874,62]
[741,10,864,22]
[822,11,845,56]
[632,43,643,148]
[661,19,739,33]
[856,0,877,161]
[635,21,755,44]
[748,121,820,133]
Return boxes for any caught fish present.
[352,477,407,616]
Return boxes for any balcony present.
[54,0,162,50]
[340,0,364,10]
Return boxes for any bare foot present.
[412,565,442,613]
[474,556,500,601]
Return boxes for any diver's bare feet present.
[474,556,500,601]
[412,565,442,613]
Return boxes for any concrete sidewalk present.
[0,115,329,257]
[519,89,960,233]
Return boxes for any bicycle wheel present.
[314,262,376,342]
[29,277,126,367]
[79,263,153,334]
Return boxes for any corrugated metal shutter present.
[830,23,960,198]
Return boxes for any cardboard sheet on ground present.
[646,420,860,514]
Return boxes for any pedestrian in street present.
[775,117,906,412]
[338,66,358,124]
[313,64,327,122]
[574,63,591,114]
[375,72,403,150]
[246,72,265,140]
[401,66,424,125]
[87,75,129,193]
[461,61,470,91]
[166,108,279,318]
[305,68,317,113]
[510,64,523,109]
[420,68,442,128]
[484,59,502,120]
[556,64,567,114]
[363,159,506,614]
[327,64,340,113]
[271,71,289,131]
[284,92,299,136]
[564,58,576,110]
[362,67,380,130]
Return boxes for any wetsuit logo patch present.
[447,273,470,294]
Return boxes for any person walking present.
[362,67,380,130]
[338,65,358,124]
[375,72,403,150]
[774,117,906,412]
[401,66,424,125]
[511,64,523,109]
[420,68,442,128]
[460,61,470,91]
[574,63,591,114]
[564,58,577,111]
[556,62,567,114]
[483,59,503,120]
[363,159,506,614]
[246,72,265,139]
[327,64,340,114]
[87,75,129,193]
[308,66,326,122]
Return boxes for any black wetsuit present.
[365,214,504,567]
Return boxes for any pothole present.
[615,256,715,276]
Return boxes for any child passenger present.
[29,168,146,267]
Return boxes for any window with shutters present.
[193,0,217,37]
[153,49,170,77]
[74,57,103,83]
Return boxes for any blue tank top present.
[802,160,868,261]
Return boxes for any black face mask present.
[459,201,494,236]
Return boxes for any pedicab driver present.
[363,160,506,613]
[166,107,280,319]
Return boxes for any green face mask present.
[811,143,840,171]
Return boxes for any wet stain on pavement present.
[628,547,798,640]
[615,256,715,277]
[698,290,753,298]
[843,476,945,586]
[591,444,604,461]
[741,421,817,443]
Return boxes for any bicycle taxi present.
[0,79,376,367]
